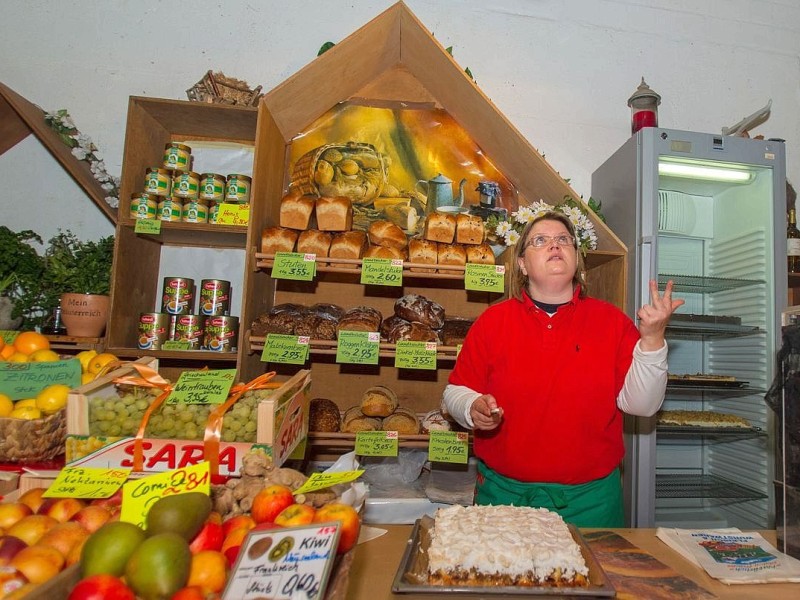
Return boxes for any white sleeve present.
[441,384,480,429]
[617,340,669,417]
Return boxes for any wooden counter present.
[347,525,799,599]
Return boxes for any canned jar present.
[161,276,195,315]
[225,174,252,203]
[208,202,219,224]
[182,201,209,223]
[173,314,205,349]
[129,193,158,220]
[199,173,226,202]
[172,171,200,200]
[203,315,239,352]
[144,168,173,197]
[158,198,183,222]
[138,312,172,350]
[162,142,192,172]
[199,279,231,316]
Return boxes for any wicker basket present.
[0,410,66,462]
[186,70,263,106]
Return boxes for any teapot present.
[415,173,467,215]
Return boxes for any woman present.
[442,210,683,527]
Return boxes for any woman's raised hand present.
[637,279,685,351]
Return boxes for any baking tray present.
[667,378,748,388]
[391,516,616,596]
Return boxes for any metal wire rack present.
[655,474,767,500]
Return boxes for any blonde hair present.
[508,211,588,301]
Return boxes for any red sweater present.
[449,287,639,484]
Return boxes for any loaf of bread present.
[296,229,332,258]
[368,220,408,249]
[337,306,383,334]
[438,243,467,271]
[294,313,338,340]
[308,303,345,321]
[442,317,474,346]
[309,398,341,432]
[382,407,421,434]
[465,242,496,265]
[455,213,486,245]
[360,385,399,417]
[261,226,298,255]
[279,192,316,230]
[329,230,368,268]
[315,196,353,231]
[342,414,382,433]
[421,409,453,434]
[423,213,457,244]
[408,238,438,273]
[380,315,409,342]
[250,303,305,336]
[380,315,439,343]
[364,245,407,261]
[394,294,445,329]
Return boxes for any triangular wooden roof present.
[0,81,117,224]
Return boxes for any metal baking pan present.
[391,516,616,596]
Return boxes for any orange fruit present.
[13,332,50,356]
[186,550,229,594]
[0,344,14,359]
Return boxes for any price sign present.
[161,340,191,351]
[262,334,310,364]
[134,219,162,235]
[43,466,131,499]
[223,523,340,600]
[0,358,81,400]
[335,331,379,365]
[272,252,316,281]
[120,462,210,528]
[355,430,399,457]
[456,344,463,357]
[464,263,505,292]
[428,431,469,464]
[167,369,236,404]
[360,258,403,286]
[294,470,365,495]
[394,341,437,370]
[216,203,250,226]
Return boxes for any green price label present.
[428,431,469,464]
[272,252,316,281]
[134,219,162,235]
[336,330,379,365]
[161,340,191,351]
[394,340,437,370]
[456,344,463,356]
[360,257,403,287]
[166,369,236,404]
[0,330,19,344]
[261,334,309,364]
[464,263,505,292]
[355,430,399,457]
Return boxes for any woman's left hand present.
[637,279,685,351]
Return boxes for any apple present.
[0,536,28,566]
[17,488,47,513]
[188,513,224,554]
[170,585,206,600]
[274,503,316,528]
[0,504,33,530]
[10,544,64,583]
[250,485,295,525]
[70,505,112,533]
[221,514,255,538]
[36,521,90,558]
[38,497,86,523]
[67,574,135,600]
[221,526,252,566]
[312,503,361,554]
[7,514,58,546]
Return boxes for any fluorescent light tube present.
[658,161,753,182]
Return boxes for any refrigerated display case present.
[592,129,787,529]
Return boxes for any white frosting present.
[427,505,589,582]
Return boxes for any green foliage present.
[318,41,335,56]
[0,228,45,326]
[587,196,607,223]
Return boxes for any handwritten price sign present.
[294,470,365,495]
[216,203,250,226]
[428,431,469,464]
[355,430,399,457]
[464,263,505,292]
[360,258,403,287]
[167,369,236,404]
[0,358,82,400]
[272,252,316,281]
[394,341,437,370]
[262,334,310,364]
[134,219,162,235]
[336,331,379,365]
[44,466,131,499]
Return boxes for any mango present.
[125,532,191,600]
[145,492,212,541]
[80,521,146,578]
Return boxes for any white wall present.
[1,0,798,244]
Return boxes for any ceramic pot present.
[60,293,110,337]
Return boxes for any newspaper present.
[656,527,800,584]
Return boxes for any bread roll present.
[360,385,399,417]
[364,245,407,261]
[315,196,353,231]
[296,229,332,258]
[465,242,495,265]
[421,409,453,434]
[261,226,298,254]
[342,406,365,426]
[438,243,467,272]
[423,213,456,244]
[408,239,438,273]
[455,214,486,245]
[394,294,445,329]
[342,415,382,433]
[368,220,408,249]
[309,398,341,432]
[329,230,368,268]
[279,193,316,230]
[337,306,383,333]
[382,407,421,434]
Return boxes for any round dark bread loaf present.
[337,305,383,333]
[442,317,474,346]
[394,294,445,329]
[309,398,341,432]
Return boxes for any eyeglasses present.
[524,234,575,249]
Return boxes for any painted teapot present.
[415,173,467,215]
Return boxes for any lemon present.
[10,406,42,420]
[87,352,119,375]
[75,350,98,373]
[35,384,71,414]
[81,372,96,385]
[6,352,29,363]
[29,349,61,362]
[0,394,14,417]
[15,398,37,409]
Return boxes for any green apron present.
[474,461,624,528]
